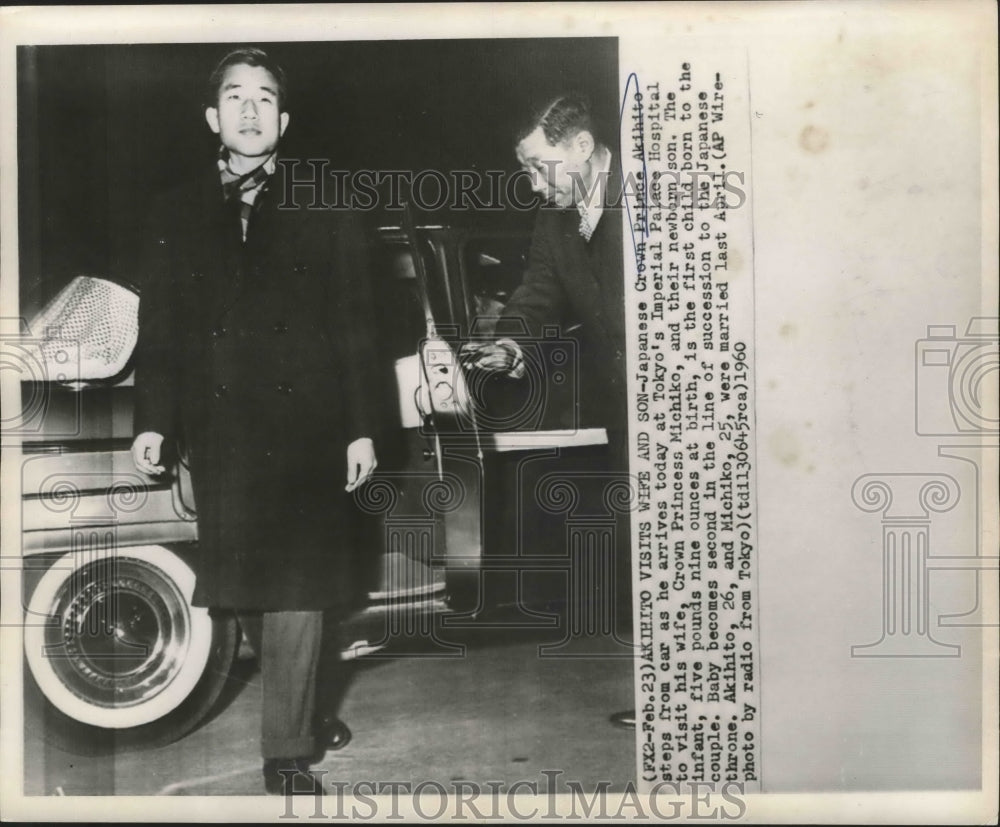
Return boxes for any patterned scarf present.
[218,149,276,241]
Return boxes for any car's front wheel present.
[24,544,237,754]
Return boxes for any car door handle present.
[169,460,197,521]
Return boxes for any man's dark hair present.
[517,93,597,147]
[205,47,288,110]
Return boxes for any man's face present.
[205,63,289,164]
[516,125,593,208]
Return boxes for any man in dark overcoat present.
[463,93,635,729]
[130,47,380,794]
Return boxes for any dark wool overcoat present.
[496,163,627,439]
[495,161,632,617]
[133,160,382,612]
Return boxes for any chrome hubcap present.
[41,557,191,709]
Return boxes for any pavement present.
[24,616,637,797]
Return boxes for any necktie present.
[577,204,594,242]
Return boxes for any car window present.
[459,233,531,337]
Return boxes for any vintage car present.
[15,221,618,752]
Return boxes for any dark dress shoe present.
[609,708,636,729]
[263,758,325,796]
[317,714,352,751]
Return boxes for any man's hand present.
[132,431,166,476]
[345,437,377,492]
[459,340,523,376]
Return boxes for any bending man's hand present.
[132,431,166,476]
[459,339,524,377]
[345,437,377,492]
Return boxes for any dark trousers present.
[238,610,347,759]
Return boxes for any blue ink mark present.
[620,71,649,272]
